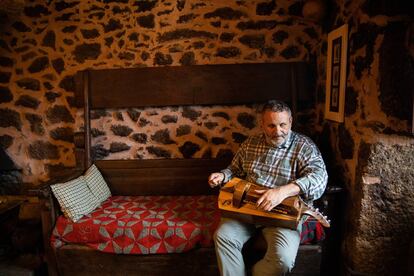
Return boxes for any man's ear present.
[259,115,264,127]
[289,116,293,124]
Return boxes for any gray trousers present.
[214,218,303,276]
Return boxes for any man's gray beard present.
[265,135,283,147]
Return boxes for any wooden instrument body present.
[218,178,303,229]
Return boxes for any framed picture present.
[325,24,348,122]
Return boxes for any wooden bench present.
[35,159,325,276]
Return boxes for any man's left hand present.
[255,183,301,211]
[255,187,287,211]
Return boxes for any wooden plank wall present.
[95,158,231,196]
[75,62,311,108]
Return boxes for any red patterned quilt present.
[51,195,324,254]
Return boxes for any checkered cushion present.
[84,164,111,203]
[51,175,100,222]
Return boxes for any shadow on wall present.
[0,148,22,194]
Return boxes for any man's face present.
[261,110,292,146]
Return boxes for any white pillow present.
[51,175,100,222]
[83,164,111,203]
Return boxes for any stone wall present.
[0,0,322,184]
[347,141,414,275]
[315,1,413,185]
[89,105,262,160]
[315,1,414,274]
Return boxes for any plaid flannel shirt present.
[221,131,328,203]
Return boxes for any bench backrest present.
[95,158,231,196]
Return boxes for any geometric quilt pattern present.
[51,195,221,254]
[51,195,324,254]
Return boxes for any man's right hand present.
[208,172,225,188]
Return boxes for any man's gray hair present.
[261,100,292,117]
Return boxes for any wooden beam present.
[83,71,91,169]
[75,62,311,108]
